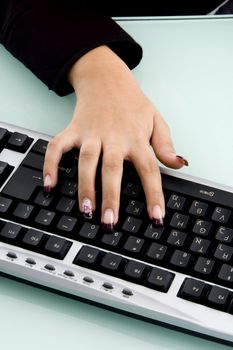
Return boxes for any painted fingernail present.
[81,198,93,219]
[43,174,51,193]
[176,155,189,166]
[152,205,164,226]
[102,208,114,231]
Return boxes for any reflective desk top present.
[0,15,233,350]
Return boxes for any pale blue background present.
[0,16,233,349]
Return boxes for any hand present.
[43,45,188,230]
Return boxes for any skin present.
[43,45,187,226]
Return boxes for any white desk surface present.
[0,16,233,350]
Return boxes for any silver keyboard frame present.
[0,121,233,345]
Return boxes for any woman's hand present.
[43,45,188,230]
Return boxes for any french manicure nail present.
[152,205,164,226]
[43,174,51,193]
[102,208,114,231]
[81,198,93,219]
[176,155,189,166]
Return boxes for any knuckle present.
[141,159,159,175]
[79,146,99,160]
[103,153,123,170]
[47,137,62,152]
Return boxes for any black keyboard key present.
[100,252,123,274]
[122,216,142,234]
[215,226,233,244]
[214,243,233,262]
[218,264,233,285]
[190,237,210,255]
[35,209,55,226]
[0,161,14,187]
[22,229,44,248]
[212,207,231,224]
[0,222,22,242]
[34,190,54,207]
[167,194,186,211]
[144,224,164,241]
[146,242,167,262]
[0,196,12,214]
[58,165,77,179]
[189,200,208,217]
[56,197,76,213]
[13,203,34,220]
[170,213,189,230]
[101,231,122,248]
[0,128,8,145]
[206,285,231,311]
[44,235,72,259]
[125,200,144,216]
[2,166,43,201]
[7,132,33,153]
[193,257,215,277]
[57,215,77,233]
[60,181,78,197]
[178,277,208,303]
[146,267,175,292]
[78,222,99,240]
[123,236,145,255]
[123,182,141,198]
[73,245,101,267]
[0,161,8,175]
[170,250,192,270]
[192,219,212,237]
[123,260,147,283]
[167,230,187,248]
[22,152,44,171]
[31,139,48,155]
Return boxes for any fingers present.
[43,129,79,190]
[101,146,124,230]
[78,139,102,217]
[151,113,189,169]
[130,143,165,225]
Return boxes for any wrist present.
[68,45,131,93]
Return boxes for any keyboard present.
[0,121,233,346]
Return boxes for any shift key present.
[2,166,43,201]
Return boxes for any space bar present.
[2,166,43,201]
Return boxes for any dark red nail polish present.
[176,155,189,166]
[102,223,114,232]
[43,185,51,194]
[152,218,164,226]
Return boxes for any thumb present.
[151,112,189,169]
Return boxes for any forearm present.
[0,0,142,96]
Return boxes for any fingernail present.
[81,198,93,219]
[43,174,51,193]
[176,155,189,166]
[152,205,164,226]
[102,208,114,231]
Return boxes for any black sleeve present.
[0,0,143,96]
